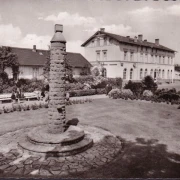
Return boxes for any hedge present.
[68,88,106,97]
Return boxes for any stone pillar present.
[48,24,66,134]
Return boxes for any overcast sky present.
[0,0,180,64]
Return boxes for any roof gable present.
[81,31,176,52]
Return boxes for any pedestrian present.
[11,91,16,103]
[105,84,109,95]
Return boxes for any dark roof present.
[66,52,92,68]
[3,46,92,68]
[81,31,176,52]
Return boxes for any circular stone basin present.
[27,125,85,145]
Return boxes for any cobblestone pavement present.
[0,125,122,177]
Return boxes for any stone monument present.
[19,24,93,156]
[19,24,122,166]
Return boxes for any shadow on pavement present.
[68,136,180,178]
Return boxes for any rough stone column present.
[48,24,66,134]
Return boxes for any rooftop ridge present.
[81,30,176,52]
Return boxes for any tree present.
[142,75,158,93]
[0,46,19,80]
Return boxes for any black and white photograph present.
[0,0,180,178]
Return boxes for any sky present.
[0,0,180,64]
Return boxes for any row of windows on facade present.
[123,68,173,80]
[124,51,173,65]
[96,51,173,65]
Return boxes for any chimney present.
[155,39,159,46]
[32,45,36,52]
[134,36,137,42]
[144,39,147,42]
[100,28,105,32]
[138,34,143,41]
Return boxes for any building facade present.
[82,28,176,82]
[4,46,91,79]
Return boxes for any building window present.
[140,68,143,79]
[159,56,161,64]
[104,38,107,46]
[130,68,133,80]
[163,56,165,64]
[103,51,107,61]
[162,70,165,79]
[155,55,158,63]
[167,70,170,79]
[97,38,100,46]
[144,69,148,77]
[96,51,100,61]
[171,57,173,65]
[159,69,161,78]
[150,69,153,77]
[140,53,143,62]
[145,54,148,62]
[123,68,127,80]
[151,55,154,63]
[124,51,128,61]
[33,68,39,78]
[171,70,173,79]
[130,52,134,61]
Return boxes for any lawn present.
[0,98,180,178]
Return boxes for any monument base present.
[19,125,93,157]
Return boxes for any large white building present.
[82,28,176,82]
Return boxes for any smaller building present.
[175,65,180,80]
[4,46,92,79]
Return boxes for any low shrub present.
[108,88,121,98]
[65,82,84,91]
[66,98,92,106]
[44,102,49,108]
[143,90,153,97]
[0,108,3,114]
[121,89,133,97]
[158,93,179,102]
[31,103,39,110]
[69,89,96,97]
[74,75,94,84]
[96,88,106,94]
